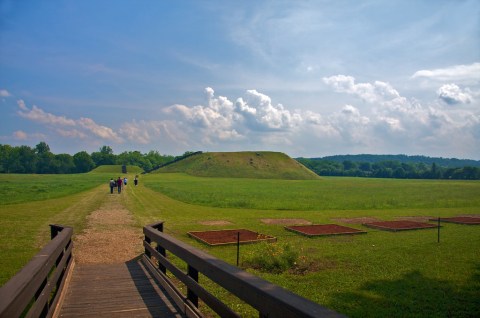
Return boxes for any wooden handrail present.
[0,225,74,318]
[143,222,345,318]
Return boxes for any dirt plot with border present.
[432,216,480,225]
[188,229,276,246]
[261,218,312,225]
[285,224,366,237]
[363,220,437,232]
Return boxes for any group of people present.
[110,175,138,194]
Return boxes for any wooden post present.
[236,232,240,266]
[437,217,441,243]
[145,235,151,258]
[50,224,63,239]
[154,223,166,273]
[187,265,199,307]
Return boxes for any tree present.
[73,151,95,172]
[17,145,37,173]
[35,141,50,154]
[55,154,75,173]
[0,144,14,173]
[35,142,55,173]
[343,160,357,171]
[91,145,115,166]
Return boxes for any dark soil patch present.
[363,220,437,232]
[188,229,276,246]
[431,216,480,225]
[285,224,366,237]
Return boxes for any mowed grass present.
[143,173,480,210]
[0,173,114,285]
[1,172,479,317]
[0,173,110,205]
[130,174,480,317]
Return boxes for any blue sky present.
[1,0,479,158]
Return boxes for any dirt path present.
[73,190,144,264]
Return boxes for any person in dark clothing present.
[109,178,115,194]
[117,177,122,194]
[134,175,138,186]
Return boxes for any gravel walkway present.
[73,192,144,264]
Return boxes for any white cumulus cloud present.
[412,62,480,83]
[323,75,400,103]
[0,89,11,97]
[437,83,473,105]
[16,100,122,143]
[17,100,76,126]
[236,89,302,131]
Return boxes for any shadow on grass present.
[331,265,480,318]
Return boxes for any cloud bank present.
[12,67,480,158]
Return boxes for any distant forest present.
[296,155,480,180]
[0,142,179,174]
[1,142,479,179]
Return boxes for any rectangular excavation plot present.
[188,229,276,246]
[285,224,366,237]
[363,220,437,232]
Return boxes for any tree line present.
[296,158,480,180]
[0,142,176,174]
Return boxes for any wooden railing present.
[143,222,345,318]
[0,225,74,318]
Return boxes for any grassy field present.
[1,172,479,317]
[133,174,480,317]
[143,173,480,211]
[0,173,110,205]
[0,172,116,284]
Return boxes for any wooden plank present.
[58,260,183,317]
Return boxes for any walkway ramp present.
[59,259,183,318]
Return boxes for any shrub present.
[242,242,298,273]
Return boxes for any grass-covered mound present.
[90,165,143,174]
[153,151,319,179]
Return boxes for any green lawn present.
[0,173,110,205]
[1,173,479,317]
[143,173,480,210]
[132,174,480,317]
[0,172,114,284]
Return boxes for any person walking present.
[134,175,138,186]
[117,176,122,194]
[109,178,115,194]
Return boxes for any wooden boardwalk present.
[58,259,184,317]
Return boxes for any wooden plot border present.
[188,229,277,246]
[430,217,480,225]
[363,220,438,232]
[285,224,367,237]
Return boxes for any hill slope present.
[153,151,319,179]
